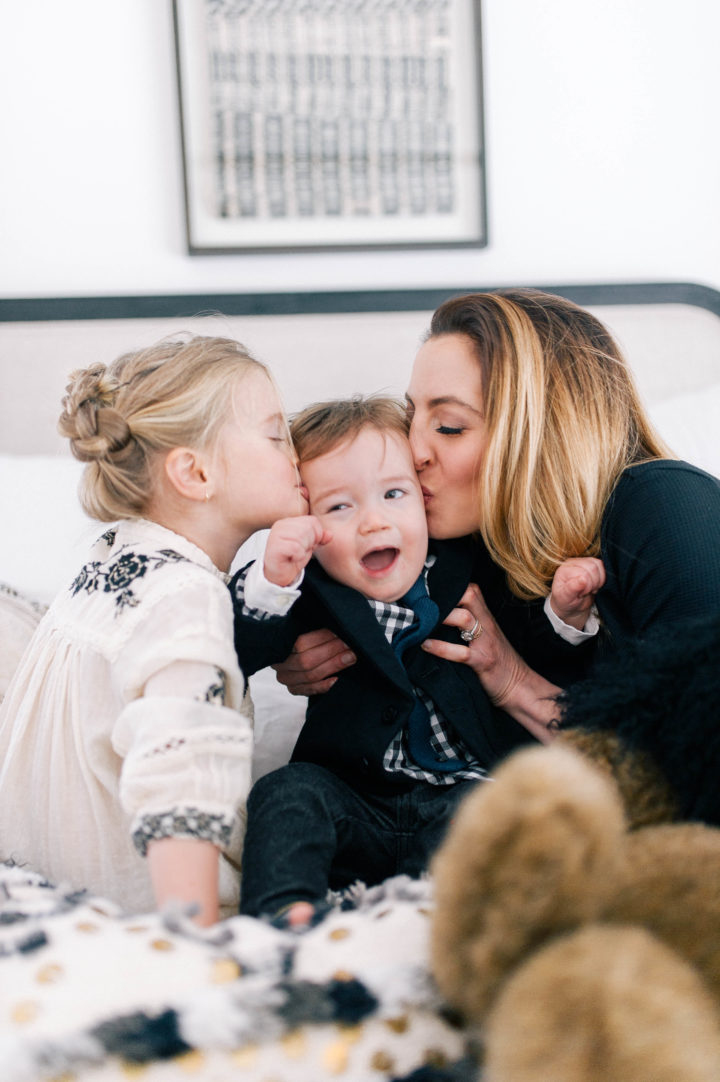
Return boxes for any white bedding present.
[0,865,470,1082]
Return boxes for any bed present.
[1,282,719,1081]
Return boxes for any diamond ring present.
[460,617,483,643]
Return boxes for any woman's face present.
[406,333,487,539]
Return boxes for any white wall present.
[0,0,719,298]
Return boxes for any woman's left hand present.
[421,583,561,743]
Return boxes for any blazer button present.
[381,706,399,724]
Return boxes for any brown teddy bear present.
[430,614,720,1082]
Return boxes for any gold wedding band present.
[460,617,483,643]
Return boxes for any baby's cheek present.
[312,538,341,578]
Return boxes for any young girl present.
[0,335,305,925]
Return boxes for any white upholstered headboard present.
[2,281,720,455]
[1,281,719,604]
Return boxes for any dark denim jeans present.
[239,761,479,917]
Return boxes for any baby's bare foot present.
[287,901,315,928]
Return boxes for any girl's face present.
[406,333,487,539]
[213,369,308,541]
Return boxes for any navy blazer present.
[231,537,585,792]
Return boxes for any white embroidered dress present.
[0,520,253,917]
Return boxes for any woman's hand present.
[272,629,356,696]
[421,583,562,743]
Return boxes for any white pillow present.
[648,383,720,479]
[0,453,97,604]
[0,584,46,701]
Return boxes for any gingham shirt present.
[237,559,488,786]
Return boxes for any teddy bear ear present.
[430,744,625,1024]
[484,925,720,1082]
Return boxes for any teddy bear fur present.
[430,614,720,1081]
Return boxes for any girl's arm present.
[113,643,252,927]
[147,836,220,926]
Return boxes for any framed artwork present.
[173,0,486,253]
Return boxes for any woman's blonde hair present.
[429,289,673,599]
[58,335,267,522]
[290,394,409,463]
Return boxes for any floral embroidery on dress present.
[132,807,234,856]
[201,668,227,706]
[70,547,188,615]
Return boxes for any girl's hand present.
[263,516,331,588]
[272,629,356,696]
[421,582,562,743]
[147,836,220,926]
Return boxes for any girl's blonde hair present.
[290,394,409,463]
[58,335,267,522]
[429,289,673,599]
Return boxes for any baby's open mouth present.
[361,547,399,572]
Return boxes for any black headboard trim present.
[1,282,719,323]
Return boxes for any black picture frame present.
[173,0,487,254]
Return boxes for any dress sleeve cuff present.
[131,806,235,857]
[543,595,600,644]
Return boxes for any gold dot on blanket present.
[328,926,351,941]
[36,963,64,984]
[322,1039,349,1073]
[210,958,241,983]
[336,1023,363,1044]
[370,1049,396,1072]
[75,921,100,933]
[120,1062,149,1078]
[125,924,150,934]
[150,938,175,952]
[332,969,354,982]
[281,1029,307,1059]
[384,1015,409,1033]
[10,1000,40,1025]
[423,1048,449,1067]
[176,1049,206,1073]
[230,1045,258,1067]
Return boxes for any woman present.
[273,289,720,747]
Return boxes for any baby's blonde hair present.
[58,334,267,521]
[290,394,409,463]
[428,289,673,599]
